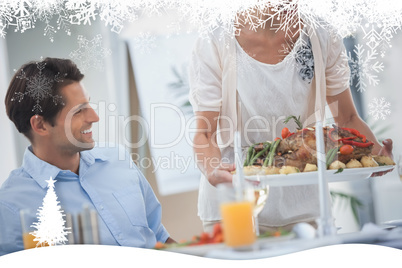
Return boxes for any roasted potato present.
[279,166,300,174]
[329,160,346,170]
[346,159,363,168]
[261,166,281,175]
[303,163,318,172]
[372,155,395,166]
[360,156,379,167]
[243,166,263,176]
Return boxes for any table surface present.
[165,224,402,259]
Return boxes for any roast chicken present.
[250,125,374,172]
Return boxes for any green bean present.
[244,145,255,167]
[249,149,257,166]
[265,139,281,167]
[249,142,271,166]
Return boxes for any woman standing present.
[188,4,393,233]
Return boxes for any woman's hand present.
[377,139,393,158]
[371,139,394,177]
[207,163,235,186]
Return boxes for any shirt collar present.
[22,146,108,189]
[80,147,109,166]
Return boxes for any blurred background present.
[0,4,401,241]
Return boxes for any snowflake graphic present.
[141,0,167,17]
[98,2,133,34]
[11,59,66,114]
[346,44,384,92]
[279,41,293,57]
[267,2,306,38]
[0,23,5,38]
[56,6,72,36]
[69,34,112,71]
[0,0,400,48]
[362,25,383,51]
[166,20,183,37]
[284,36,309,61]
[133,32,157,54]
[31,1,63,42]
[67,1,98,26]
[368,97,391,120]
[0,0,71,42]
[361,23,396,58]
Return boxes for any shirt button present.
[99,205,104,210]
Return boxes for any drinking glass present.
[240,145,270,236]
[218,182,256,248]
[244,179,270,236]
[20,209,39,249]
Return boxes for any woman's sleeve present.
[188,34,223,112]
[325,33,351,96]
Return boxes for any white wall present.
[365,29,402,225]
[0,37,18,185]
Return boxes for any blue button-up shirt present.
[0,145,169,256]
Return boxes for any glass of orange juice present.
[218,182,256,248]
[20,209,41,249]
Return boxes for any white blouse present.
[189,25,350,225]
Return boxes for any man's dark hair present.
[5,57,84,140]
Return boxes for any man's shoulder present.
[1,167,28,190]
[0,169,40,210]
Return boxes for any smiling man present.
[0,58,173,256]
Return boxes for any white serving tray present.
[245,165,395,187]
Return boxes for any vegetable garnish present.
[340,144,354,155]
[154,224,290,250]
[341,139,374,147]
[249,142,270,166]
[258,228,290,238]
[281,127,290,139]
[329,126,373,148]
[264,139,281,167]
[326,147,339,169]
[154,223,224,250]
[341,127,367,143]
[283,115,303,130]
[245,144,256,167]
[334,168,344,174]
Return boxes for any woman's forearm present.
[193,132,223,177]
[193,132,235,186]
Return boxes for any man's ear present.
[30,115,50,136]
